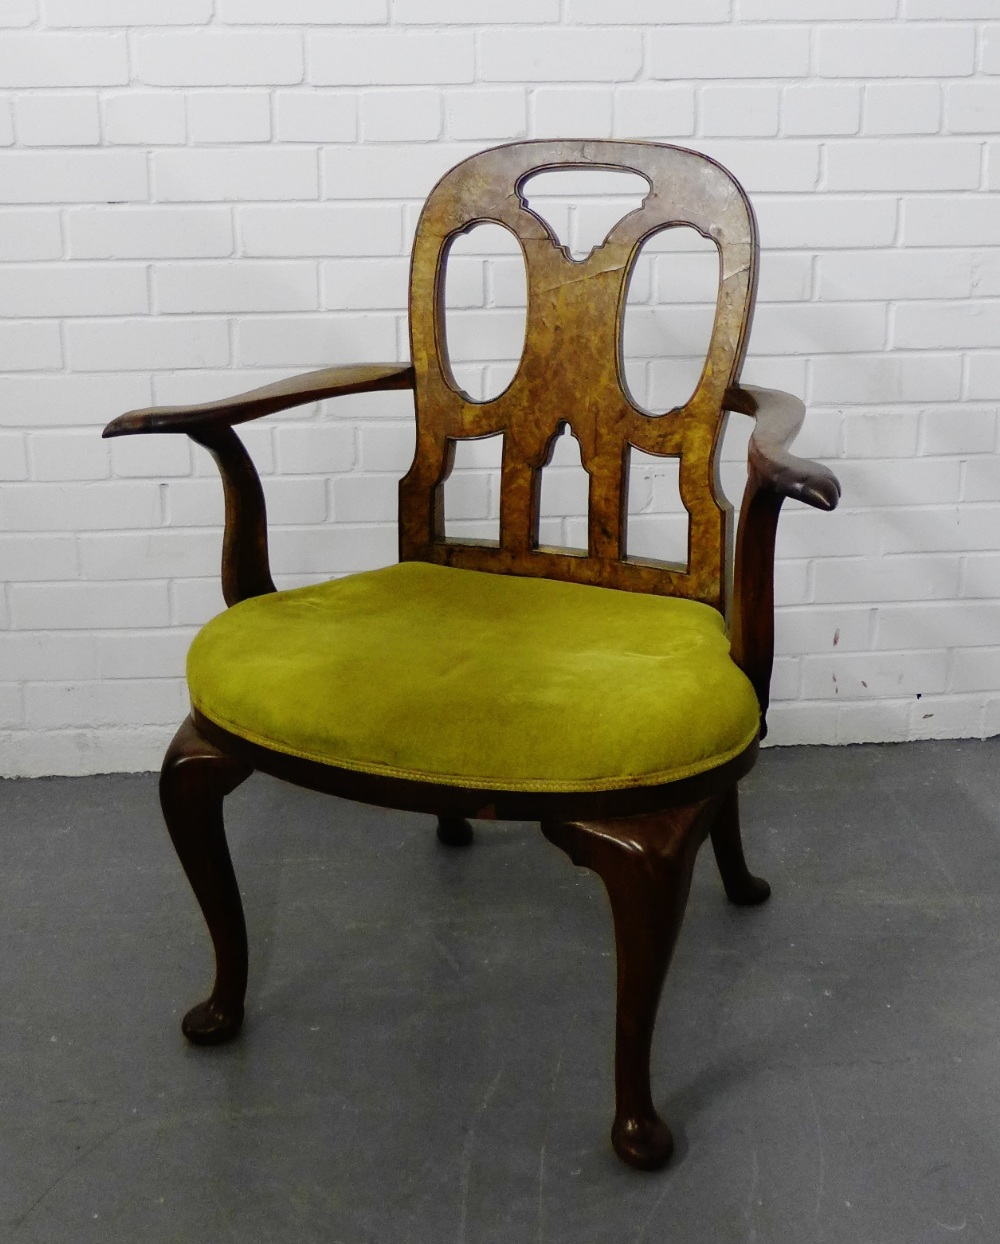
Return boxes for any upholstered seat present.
[188,561,760,793]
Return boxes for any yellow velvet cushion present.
[187,561,760,793]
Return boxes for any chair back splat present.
[401,139,758,614]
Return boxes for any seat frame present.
[104,141,839,1171]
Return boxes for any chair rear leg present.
[710,785,770,906]
[436,816,474,846]
[159,715,253,1045]
[543,800,718,1171]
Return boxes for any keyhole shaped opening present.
[441,433,503,545]
[536,425,590,554]
[520,167,650,262]
[625,447,689,570]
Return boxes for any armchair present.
[103,140,839,1171]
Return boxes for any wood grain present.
[103,362,415,437]
[401,139,759,614]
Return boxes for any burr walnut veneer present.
[103,140,839,1171]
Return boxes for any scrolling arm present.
[103,363,415,607]
[725,385,841,732]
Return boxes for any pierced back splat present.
[400,140,758,613]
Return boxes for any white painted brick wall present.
[101,92,186,145]
[5,5,1000,774]
[15,93,101,145]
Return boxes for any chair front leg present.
[542,799,718,1171]
[710,785,771,906]
[159,715,253,1045]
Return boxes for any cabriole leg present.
[542,801,718,1171]
[710,785,770,906]
[159,716,253,1045]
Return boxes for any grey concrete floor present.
[2,740,1000,1242]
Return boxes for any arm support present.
[102,363,415,607]
[189,425,275,608]
[724,385,841,733]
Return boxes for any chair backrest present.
[399,139,758,614]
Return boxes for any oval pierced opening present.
[622,225,720,415]
[520,167,650,262]
[441,222,527,403]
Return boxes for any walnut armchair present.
[103,140,839,1171]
